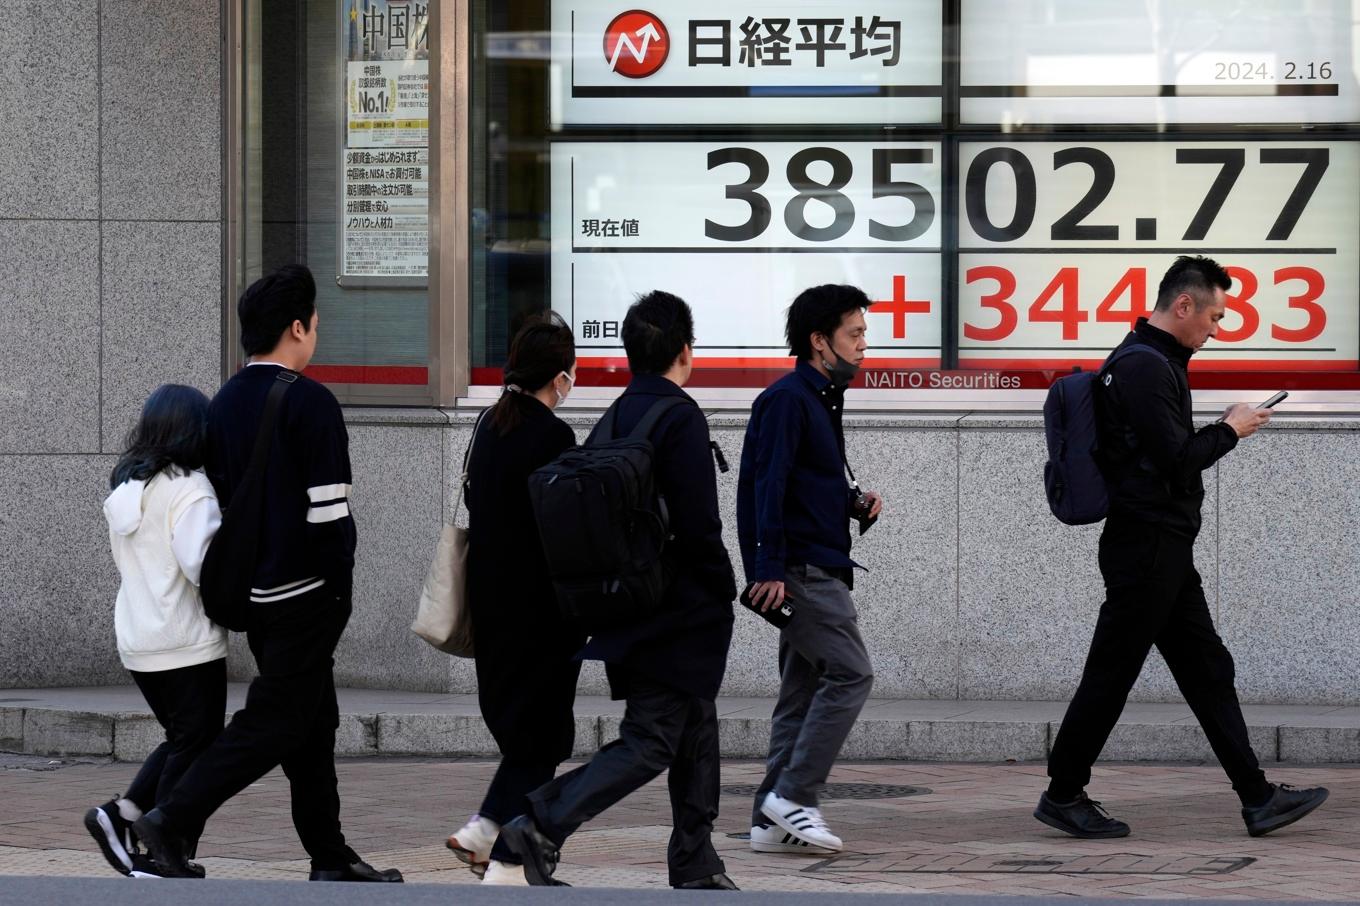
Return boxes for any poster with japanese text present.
[341,0,430,279]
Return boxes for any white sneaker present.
[760,792,843,852]
[481,859,529,886]
[446,814,499,875]
[750,822,838,854]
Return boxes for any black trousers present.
[158,585,357,870]
[1048,519,1269,804]
[478,658,582,864]
[528,675,725,887]
[473,613,584,863]
[126,658,227,846]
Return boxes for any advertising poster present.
[341,0,430,279]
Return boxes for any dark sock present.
[1239,782,1275,808]
[1046,782,1081,804]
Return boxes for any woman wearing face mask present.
[446,312,585,885]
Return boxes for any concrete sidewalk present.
[1,686,1358,763]
[2,755,1358,898]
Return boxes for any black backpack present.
[200,370,297,631]
[527,397,684,630]
[1042,344,1167,525]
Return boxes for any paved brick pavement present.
[2,756,1357,899]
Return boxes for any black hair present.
[785,284,871,360]
[1154,255,1231,312]
[489,311,576,435]
[621,290,694,375]
[238,264,317,356]
[110,384,211,489]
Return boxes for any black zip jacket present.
[1097,318,1238,538]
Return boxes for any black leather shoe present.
[1034,791,1130,839]
[675,872,740,890]
[309,859,404,882]
[131,810,199,879]
[1243,783,1328,837]
[499,815,561,886]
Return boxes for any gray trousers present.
[751,564,874,826]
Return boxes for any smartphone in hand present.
[1257,390,1288,409]
[1217,391,1288,423]
[738,585,795,628]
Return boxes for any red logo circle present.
[603,10,669,79]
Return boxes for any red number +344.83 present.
[962,265,1326,343]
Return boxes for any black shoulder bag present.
[200,370,298,631]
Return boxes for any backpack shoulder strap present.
[628,397,687,442]
[461,405,492,476]
[586,400,621,445]
[1101,342,1169,375]
[244,370,297,483]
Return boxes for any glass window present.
[470,0,1360,396]
[236,0,435,403]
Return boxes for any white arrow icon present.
[608,21,662,71]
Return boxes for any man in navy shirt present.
[736,284,883,855]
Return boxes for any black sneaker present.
[83,799,137,876]
[132,809,199,879]
[499,815,562,887]
[126,854,206,879]
[128,854,164,879]
[1243,783,1329,837]
[1034,791,1130,839]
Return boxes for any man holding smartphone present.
[736,284,882,855]
[1037,256,1328,839]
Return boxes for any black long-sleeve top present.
[1097,318,1239,538]
[205,364,357,601]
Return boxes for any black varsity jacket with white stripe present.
[205,363,357,603]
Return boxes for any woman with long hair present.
[85,384,227,878]
[445,312,587,885]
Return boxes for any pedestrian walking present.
[500,290,739,890]
[132,265,401,882]
[736,284,881,854]
[1037,255,1328,839]
[444,314,586,886]
[85,384,227,879]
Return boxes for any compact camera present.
[850,487,877,536]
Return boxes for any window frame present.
[224,0,471,406]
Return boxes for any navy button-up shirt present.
[736,360,858,583]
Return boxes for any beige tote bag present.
[412,409,488,657]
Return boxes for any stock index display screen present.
[531,0,1360,390]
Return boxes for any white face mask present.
[555,370,574,406]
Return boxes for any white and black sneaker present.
[750,822,838,854]
[84,799,139,876]
[759,792,843,852]
[446,814,499,878]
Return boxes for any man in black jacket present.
[501,291,738,890]
[1036,256,1328,840]
[134,266,401,882]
